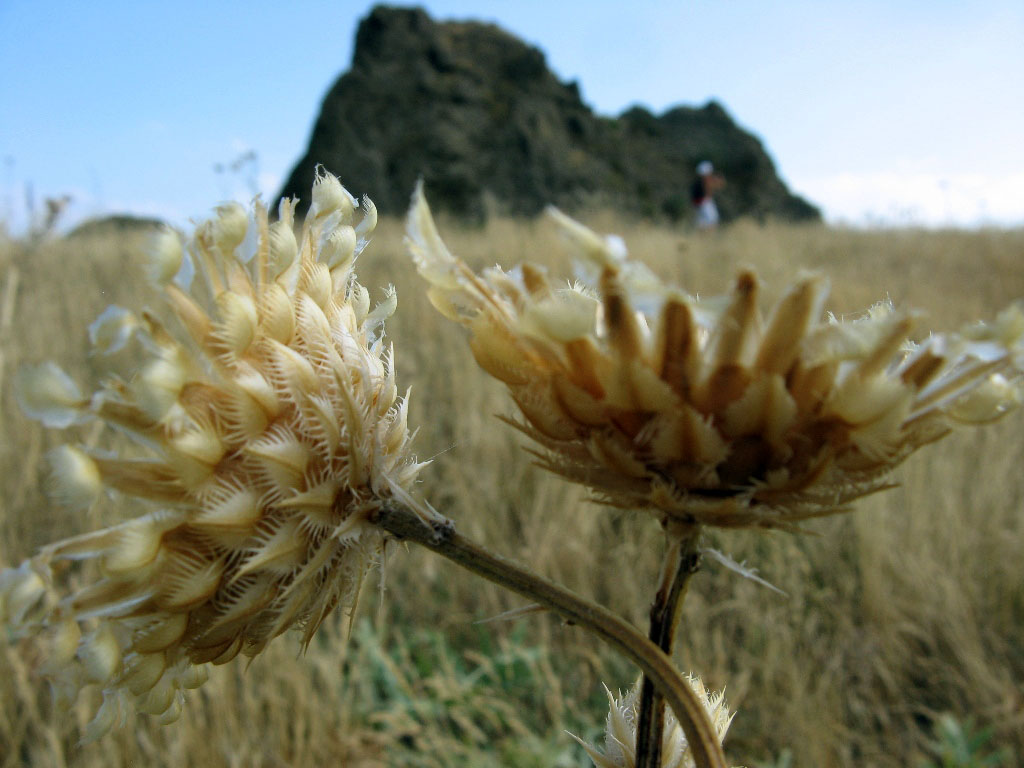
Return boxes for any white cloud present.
[794,171,1024,228]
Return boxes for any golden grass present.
[2,216,1022,766]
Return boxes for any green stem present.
[373,504,727,768]
[636,526,703,768]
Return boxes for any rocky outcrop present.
[279,5,820,224]
[66,214,165,239]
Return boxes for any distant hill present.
[279,5,820,224]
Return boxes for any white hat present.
[696,161,714,175]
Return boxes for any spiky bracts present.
[1,172,431,737]
[573,677,735,768]
[407,185,1024,529]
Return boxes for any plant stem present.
[635,525,703,768]
[374,504,728,768]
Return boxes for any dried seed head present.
[2,172,433,738]
[407,186,1024,530]
[572,676,736,768]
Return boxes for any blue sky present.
[2,1,1022,231]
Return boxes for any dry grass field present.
[1,213,1022,767]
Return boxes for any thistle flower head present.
[573,676,735,768]
[407,185,1024,530]
[2,174,430,737]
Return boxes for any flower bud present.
[132,614,188,653]
[311,170,354,220]
[82,692,124,742]
[355,196,377,239]
[131,354,186,422]
[47,445,102,510]
[149,228,184,284]
[320,225,357,273]
[352,284,370,325]
[15,362,88,428]
[88,305,139,356]
[137,676,176,715]
[104,517,170,573]
[1,561,47,625]
[157,691,184,725]
[79,623,122,683]
[268,221,298,280]
[43,619,82,669]
[213,203,248,255]
[214,291,259,357]
[167,422,227,484]
[177,664,208,690]
[259,283,295,344]
[366,285,398,327]
[947,373,1021,422]
[123,652,167,695]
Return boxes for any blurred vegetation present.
[2,215,1022,766]
[919,715,1015,768]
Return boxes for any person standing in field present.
[691,160,725,230]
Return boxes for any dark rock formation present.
[279,5,820,224]
[66,214,165,239]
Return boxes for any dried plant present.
[407,183,1023,531]
[405,182,1023,768]
[573,676,735,768]
[1,171,434,738]
[1,174,730,768]
[3,171,1021,768]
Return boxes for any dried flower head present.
[1,171,431,738]
[573,676,735,768]
[407,185,1024,530]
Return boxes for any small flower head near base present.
[572,676,736,768]
[407,185,1024,530]
[2,172,431,737]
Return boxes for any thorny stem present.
[636,525,703,768]
[375,504,728,768]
